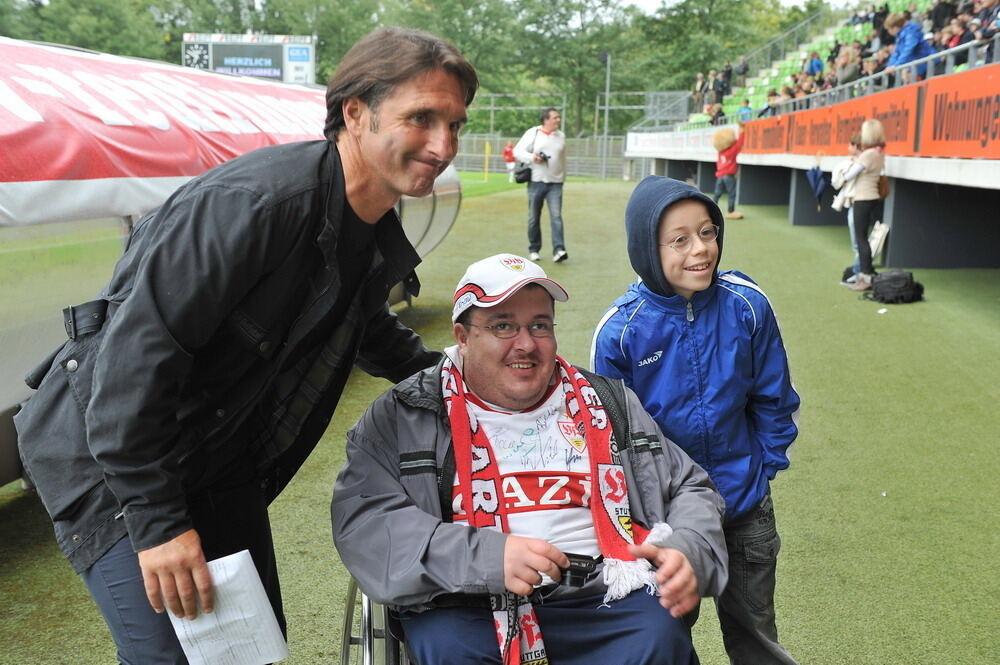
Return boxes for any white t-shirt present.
[446,351,599,559]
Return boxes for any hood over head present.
[625,176,726,298]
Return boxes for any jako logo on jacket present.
[637,350,663,367]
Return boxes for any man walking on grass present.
[515,108,569,263]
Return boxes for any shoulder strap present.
[577,367,631,454]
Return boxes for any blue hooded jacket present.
[590,176,800,521]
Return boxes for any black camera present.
[560,552,599,588]
[537,151,550,161]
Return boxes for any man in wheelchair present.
[333,254,728,665]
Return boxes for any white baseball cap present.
[452,253,569,322]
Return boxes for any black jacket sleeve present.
[355,303,442,384]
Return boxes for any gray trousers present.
[715,492,798,665]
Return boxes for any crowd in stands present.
[689,1,998,123]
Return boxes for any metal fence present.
[456,134,654,180]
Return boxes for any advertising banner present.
[742,64,999,159]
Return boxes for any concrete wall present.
[884,180,1000,268]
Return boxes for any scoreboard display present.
[182,34,315,85]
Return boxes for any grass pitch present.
[2,179,998,664]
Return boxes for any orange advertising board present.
[742,64,1000,160]
[743,115,788,153]
[920,66,1000,159]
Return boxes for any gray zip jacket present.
[332,361,728,612]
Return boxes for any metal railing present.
[736,9,847,91]
[630,10,843,133]
[641,35,999,133]
[630,92,693,131]
[769,34,1000,116]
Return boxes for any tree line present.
[1,0,832,135]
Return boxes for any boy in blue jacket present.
[591,176,800,665]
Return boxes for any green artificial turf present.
[2,180,998,664]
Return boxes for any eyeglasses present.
[465,321,556,339]
[659,224,719,254]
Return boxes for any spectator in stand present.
[737,98,754,123]
[874,47,892,71]
[931,27,950,50]
[705,69,718,106]
[836,48,862,85]
[868,28,883,53]
[861,57,886,89]
[947,19,976,64]
[712,125,745,219]
[874,3,890,34]
[712,70,728,105]
[804,51,825,76]
[821,71,839,90]
[758,89,781,117]
[692,72,708,112]
[884,12,938,78]
[975,0,1000,61]
[735,55,750,87]
[932,0,957,30]
[721,59,734,94]
[709,103,727,126]
[841,119,886,292]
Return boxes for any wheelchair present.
[340,578,411,665]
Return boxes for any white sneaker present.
[553,249,569,263]
[529,252,541,261]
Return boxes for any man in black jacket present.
[14,27,477,664]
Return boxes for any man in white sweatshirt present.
[514,108,569,263]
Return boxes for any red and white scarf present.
[441,355,665,665]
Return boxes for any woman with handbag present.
[840,118,887,292]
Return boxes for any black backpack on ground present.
[866,269,924,304]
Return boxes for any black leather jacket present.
[15,140,441,572]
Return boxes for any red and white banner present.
[0,37,326,226]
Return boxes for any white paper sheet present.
[168,549,289,665]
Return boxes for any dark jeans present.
[81,479,282,665]
[852,198,882,275]
[400,589,697,665]
[715,492,797,665]
[713,175,738,213]
[527,181,565,254]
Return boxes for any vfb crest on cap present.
[501,255,526,271]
